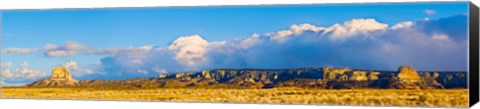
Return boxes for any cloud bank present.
[79,15,466,79]
[1,15,468,80]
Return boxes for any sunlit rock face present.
[397,66,422,82]
[386,66,423,89]
[387,66,447,89]
[50,68,74,80]
[28,68,79,87]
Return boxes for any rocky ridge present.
[26,66,467,89]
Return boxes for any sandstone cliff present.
[26,66,467,89]
[28,68,79,87]
[147,66,465,89]
[387,66,444,89]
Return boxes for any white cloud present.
[266,23,324,41]
[87,35,211,79]
[322,18,388,39]
[60,61,98,77]
[62,61,79,71]
[391,21,414,30]
[238,33,262,49]
[424,9,436,15]
[1,48,37,55]
[1,62,46,81]
[44,41,87,57]
[2,42,156,57]
[266,18,388,41]
[167,34,209,66]
[1,62,14,79]
[202,16,466,71]
[16,62,45,79]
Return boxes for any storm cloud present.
[83,15,467,79]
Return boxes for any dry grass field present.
[0,87,468,107]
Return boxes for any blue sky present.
[0,2,470,85]
[2,2,468,47]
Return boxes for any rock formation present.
[350,71,368,81]
[24,66,467,89]
[323,67,352,81]
[387,66,448,89]
[202,70,212,79]
[421,72,444,89]
[397,66,421,82]
[50,68,75,80]
[158,74,168,79]
[368,72,380,80]
[28,67,79,87]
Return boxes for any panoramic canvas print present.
[0,2,470,108]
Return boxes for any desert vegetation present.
[0,87,468,107]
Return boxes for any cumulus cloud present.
[60,61,100,78]
[167,34,209,66]
[424,9,436,15]
[211,15,466,71]
[62,61,79,71]
[321,18,388,39]
[266,18,388,41]
[266,24,324,41]
[1,48,37,55]
[1,62,46,82]
[85,35,211,79]
[44,41,88,57]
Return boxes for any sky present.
[0,2,470,86]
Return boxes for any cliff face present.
[27,68,79,87]
[385,66,444,89]
[149,66,466,89]
[397,66,421,81]
[26,66,467,89]
[50,68,75,80]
